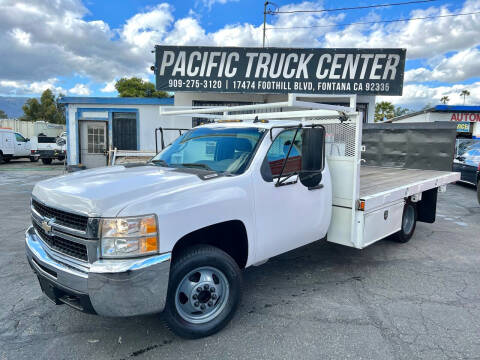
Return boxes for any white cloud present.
[100,80,117,93]
[197,0,239,11]
[121,4,173,49]
[0,0,479,102]
[0,78,65,95]
[69,83,91,95]
[405,47,480,83]
[10,28,31,46]
[324,0,480,59]
[379,82,480,109]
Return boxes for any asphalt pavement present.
[0,159,479,360]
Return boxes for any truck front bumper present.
[25,226,171,317]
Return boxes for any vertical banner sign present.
[155,45,406,96]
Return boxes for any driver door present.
[252,128,330,262]
[14,133,30,156]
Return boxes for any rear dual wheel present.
[392,202,417,243]
[41,158,53,165]
[164,245,242,339]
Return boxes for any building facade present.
[388,105,480,140]
[59,97,182,168]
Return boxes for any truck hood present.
[33,165,205,217]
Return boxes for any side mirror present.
[299,127,325,188]
[25,138,30,142]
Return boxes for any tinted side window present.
[266,129,303,177]
[15,133,26,142]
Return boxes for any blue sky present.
[0,0,479,109]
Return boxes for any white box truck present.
[25,97,459,339]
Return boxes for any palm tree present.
[460,90,470,105]
[440,96,450,104]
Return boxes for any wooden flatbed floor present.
[360,166,456,199]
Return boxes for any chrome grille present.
[32,199,88,232]
[33,222,88,261]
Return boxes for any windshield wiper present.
[150,159,169,167]
[180,163,214,171]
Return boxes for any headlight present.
[100,215,158,258]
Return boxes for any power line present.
[268,0,439,14]
[265,11,480,30]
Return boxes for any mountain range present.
[0,96,30,118]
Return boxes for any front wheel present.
[164,245,242,339]
[41,158,53,165]
[392,202,417,243]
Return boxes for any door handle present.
[308,184,324,190]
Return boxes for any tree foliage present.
[115,77,169,98]
[440,96,450,104]
[460,89,470,105]
[394,106,410,117]
[0,109,7,119]
[21,89,65,124]
[374,101,395,122]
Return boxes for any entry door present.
[80,121,107,168]
[253,129,331,262]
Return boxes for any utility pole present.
[263,1,268,48]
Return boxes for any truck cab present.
[24,101,460,339]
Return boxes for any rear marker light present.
[358,200,365,211]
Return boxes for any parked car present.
[32,134,66,165]
[0,128,38,163]
[453,141,480,203]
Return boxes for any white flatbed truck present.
[25,96,459,338]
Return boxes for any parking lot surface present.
[1,160,479,360]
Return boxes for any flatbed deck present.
[359,166,460,212]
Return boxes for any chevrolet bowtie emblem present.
[41,218,54,234]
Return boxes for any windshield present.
[151,127,265,175]
[456,139,480,166]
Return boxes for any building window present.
[87,127,105,153]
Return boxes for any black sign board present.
[155,46,406,96]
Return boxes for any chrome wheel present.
[403,204,415,235]
[175,266,229,324]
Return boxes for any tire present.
[477,180,480,205]
[3,157,10,163]
[0,152,3,164]
[164,245,242,339]
[392,202,417,243]
[41,158,53,165]
[30,156,39,162]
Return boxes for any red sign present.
[450,113,480,122]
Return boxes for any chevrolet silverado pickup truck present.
[25,101,460,339]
